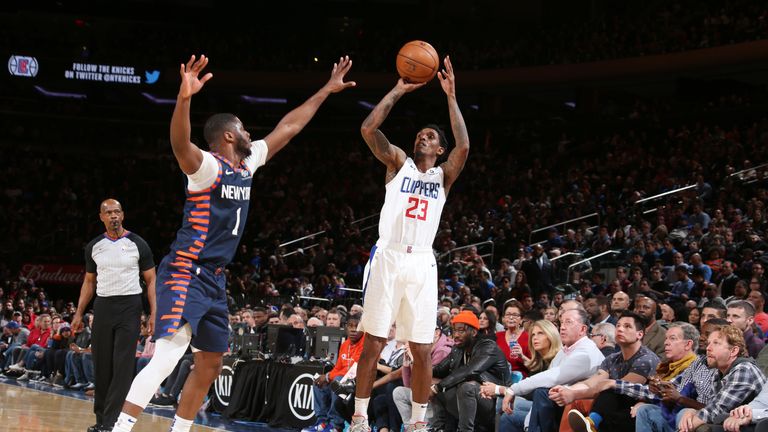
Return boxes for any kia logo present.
[214,364,234,407]
[288,373,315,421]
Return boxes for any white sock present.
[112,412,137,432]
[410,401,428,423]
[168,415,193,432]
[354,396,370,418]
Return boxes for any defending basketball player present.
[111,54,355,432]
[352,56,469,432]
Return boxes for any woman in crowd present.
[496,300,531,377]
[478,310,498,339]
[525,320,562,375]
[482,319,563,431]
[688,307,701,329]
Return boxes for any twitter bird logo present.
[145,70,160,84]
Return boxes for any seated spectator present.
[325,309,343,328]
[11,313,52,380]
[725,280,749,305]
[609,292,630,321]
[585,296,616,326]
[551,311,660,432]
[619,320,721,432]
[669,266,694,305]
[304,313,364,432]
[677,324,767,431]
[701,301,728,325]
[590,323,617,357]
[40,324,72,385]
[136,319,155,374]
[477,310,497,339]
[431,311,510,432]
[748,290,768,334]
[688,307,701,329]
[496,300,531,377]
[634,296,667,360]
[64,313,92,389]
[659,304,676,324]
[1,321,29,372]
[488,313,603,432]
[392,323,453,426]
[720,380,768,431]
[727,301,765,359]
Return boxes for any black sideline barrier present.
[214,359,324,429]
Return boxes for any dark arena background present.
[3,0,768,431]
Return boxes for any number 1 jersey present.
[168,140,267,268]
[376,157,446,248]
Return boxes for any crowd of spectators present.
[2,11,768,427]
[1,0,767,72]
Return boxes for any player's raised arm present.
[360,79,425,175]
[170,55,213,175]
[263,56,356,161]
[437,56,469,193]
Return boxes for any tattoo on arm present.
[448,98,469,149]
[361,90,401,157]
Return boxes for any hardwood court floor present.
[0,378,288,431]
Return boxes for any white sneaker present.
[348,415,371,432]
[404,422,431,432]
[8,364,24,372]
[70,382,88,390]
[16,372,30,381]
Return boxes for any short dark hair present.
[702,301,727,318]
[524,309,544,321]
[705,318,729,326]
[619,310,647,331]
[595,295,611,310]
[728,300,756,318]
[347,313,362,324]
[204,113,238,146]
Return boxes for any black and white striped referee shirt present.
[84,231,154,297]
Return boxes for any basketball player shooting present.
[352,56,469,432]
[111,54,355,432]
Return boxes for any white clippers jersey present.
[377,158,446,248]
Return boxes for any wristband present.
[495,385,500,396]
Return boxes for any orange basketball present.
[396,40,439,83]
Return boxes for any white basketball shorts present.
[358,244,438,344]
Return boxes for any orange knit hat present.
[451,310,480,330]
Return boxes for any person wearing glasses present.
[482,309,605,432]
[430,311,509,432]
[590,323,617,357]
[497,300,532,377]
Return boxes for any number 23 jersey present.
[377,157,446,248]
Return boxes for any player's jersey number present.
[405,197,429,221]
[232,207,241,236]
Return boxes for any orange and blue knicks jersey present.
[168,153,253,268]
[155,141,267,347]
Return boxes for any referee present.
[71,199,156,432]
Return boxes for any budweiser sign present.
[20,263,85,285]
